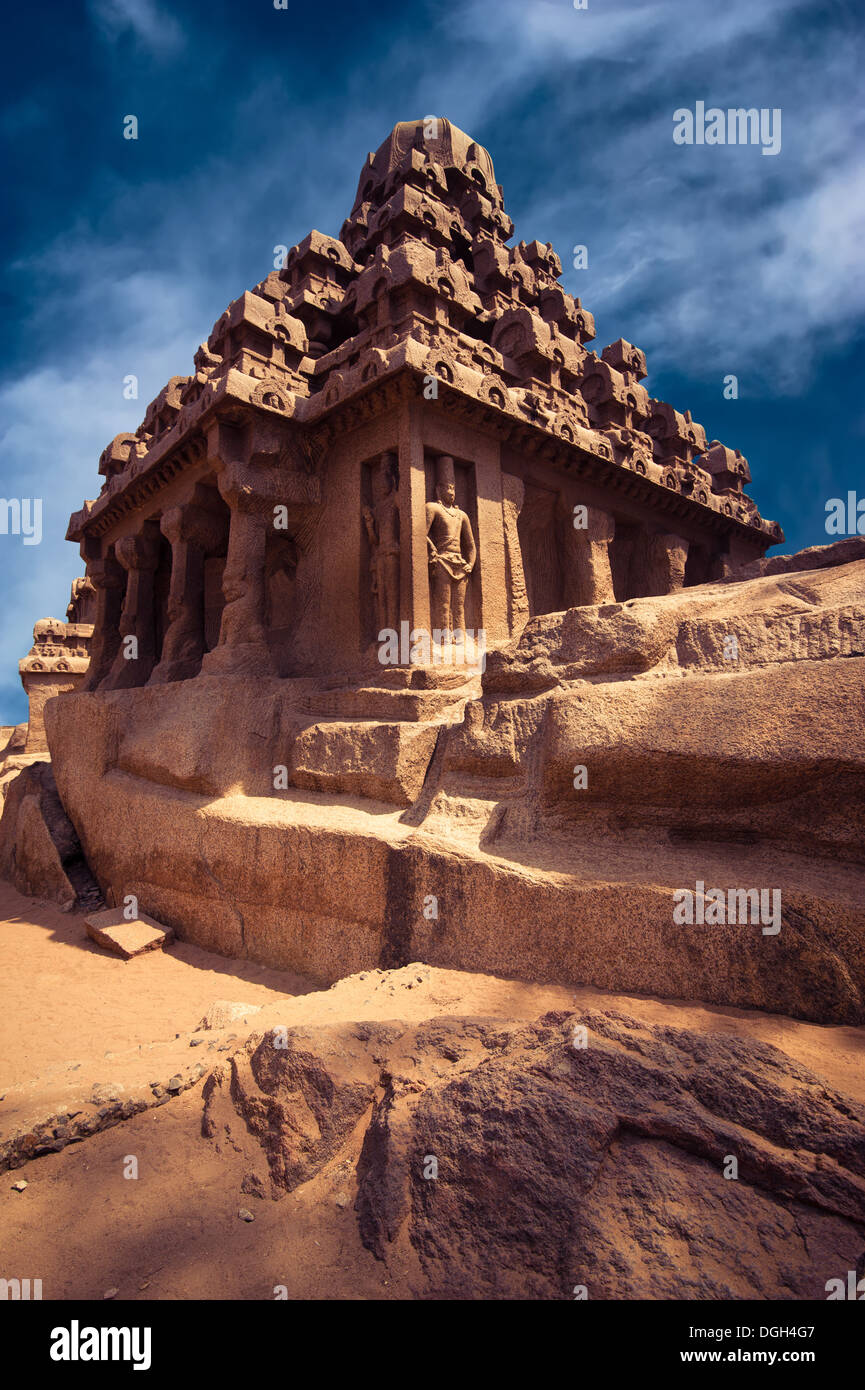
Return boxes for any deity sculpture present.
[425,454,477,643]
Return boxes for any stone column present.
[561,502,616,607]
[83,553,125,691]
[609,528,636,603]
[501,473,529,637]
[472,440,509,644]
[645,531,689,596]
[199,488,276,676]
[197,414,321,677]
[397,400,431,647]
[149,507,228,684]
[101,524,161,689]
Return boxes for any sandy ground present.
[2,879,865,1300]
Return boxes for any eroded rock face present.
[537,655,865,859]
[39,550,865,1022]
[201,1012,865,1299]
[289,719,440,806]
[484,552,865,687]
[445,556,865,864]
[0,765,78,909]
[0,764,103,913]
[724,535,865,582]
[202,1023,382,1195]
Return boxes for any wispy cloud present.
[448,0,865,389]
[87,0,184,57]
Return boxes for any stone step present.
[85,908,174,959]
[294,678,479,723]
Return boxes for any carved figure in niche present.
[425,454,476,643]
[363,451,400,635]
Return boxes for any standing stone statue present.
[363,451,400,635]
[425,454,477,643]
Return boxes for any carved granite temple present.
[67,118,782,686]
[6,116,861,1024]
[7,104,865,1314]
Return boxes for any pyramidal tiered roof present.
[69,117,781,548]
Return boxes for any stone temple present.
[0,577,94,795]
[4,117,865,1311]
[67,117,782,692]
[14,118,861,1026]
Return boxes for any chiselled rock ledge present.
[43,552,865,1025]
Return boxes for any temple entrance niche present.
[265,527,300,671]
[361,450,400,647]
[100,518,162,690]
[684,542,714,588]
[153,530,173,665]
[203,486,230,653]
[517,481,619,614]
[610,521,639,602]
[423,451,479,639]
[518,482,564,617]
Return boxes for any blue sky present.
[1,0,863,723]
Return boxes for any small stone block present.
[85,908,174,959]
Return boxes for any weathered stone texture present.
[201,1012,865,1299]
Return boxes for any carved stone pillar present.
[397,400,431,646]
[101,524,161,689]
[199,490,276,676]
[67,575,97,626]
[645,531,689,596]
[501,473,529,637]
[83,553,125,691]
[198,415,321,677]
[561,503,616,607]
[149,506,228,685]
[609,528,636,603]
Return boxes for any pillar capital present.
[115,526,161,573]
[101,522,162,689]
[160,503,228,555]
[86,555,125,590]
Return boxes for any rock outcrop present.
[0,763,103,913]
[202,1010,865,1299]
[41,546,865,1023]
